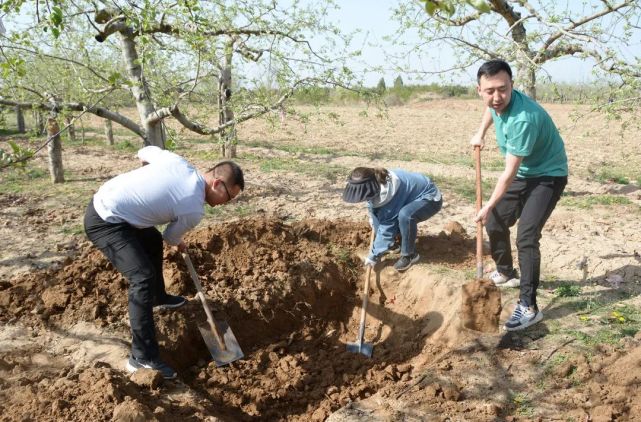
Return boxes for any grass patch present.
[511,392,535,417]
[591,166,632,185]
[113,140,138,152]
[0,167,48,194]
[204,203,256,219]
[560,194,632,209]
[244,140,340,156]
[567,303,641,346]
[60,223,85,236]
[241,153,348,182]
[554,284,582,297]
[432,174,495,203]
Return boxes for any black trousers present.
[485,176,567,307]
[83,199,168,360]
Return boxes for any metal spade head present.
[346,341,374,358]
[198,320,244,367]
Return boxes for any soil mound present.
[1,216,484,421]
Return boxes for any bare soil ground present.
[2,98,641,421]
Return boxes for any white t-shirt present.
[93,146,206,245]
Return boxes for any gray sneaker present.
[126,356,177,380]
[504,302,543,331]
[394,253,420,272]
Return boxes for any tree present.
[0,1,362,158]
[377,77,387,92]
[393,0,641,100]
[393,75,404,89]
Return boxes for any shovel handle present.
[182,252,228,351]
[356,229,376,344]
[474,146,483,279]
[356,265,372,343]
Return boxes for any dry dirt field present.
[2,98,641,421]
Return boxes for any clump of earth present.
[2,216,504,420]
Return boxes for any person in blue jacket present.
[343,167,442,272]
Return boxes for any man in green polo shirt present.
[470,59,568,331]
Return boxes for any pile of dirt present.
[0,216,485,421]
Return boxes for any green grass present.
[432,174,495,203]
[560,194,632,209]
[566,303,641,346]
[0,167,48,194]
[241,153,348,182]
[113,140,138,152]
[204,203,256,219]
[244,140,339,156]
[554,284,582,297]
[60,223,85,236]
[511,392,535,417]
[590,166,632,185]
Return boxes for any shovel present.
[182,252,244,367]
[460,145,502,332]
[475,145,484,280]
[347,230,375,358]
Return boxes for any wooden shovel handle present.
[474,146,483,279]
[182,252,227,351]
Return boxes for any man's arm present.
[475,153,522,224]
[470,108,493,148]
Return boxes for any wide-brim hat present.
[342,174,380,203]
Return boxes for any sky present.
[327,0,641,88]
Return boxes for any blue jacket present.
[367,169,441,260]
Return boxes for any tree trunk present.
[34,111,45,135]
[15,106,25,133]
[104,119,114,145]
[520,65,537,100]
[219,41,237,159]
[65,116,76,142]
[118,31,164,148]
[46,117,65,183]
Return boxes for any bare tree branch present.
[0,97,144,138]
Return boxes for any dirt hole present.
[1,217,486,421]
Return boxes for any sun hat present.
[342,172,380,203]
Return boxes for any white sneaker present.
[504,302,543,331]
[489,270,520,288]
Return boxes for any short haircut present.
[477,59,513,83]
[208,161,245,191]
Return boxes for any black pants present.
[486,176,567,308]
[84,199,168,360]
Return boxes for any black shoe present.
[384,244,401,255]
[126,356,177,379]
[394,253,420,272]
[153,294,186,310]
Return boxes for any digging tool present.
[182,252,244,367]
[475,145,484,279]
[460,145,502,332]
[347,230,376,358]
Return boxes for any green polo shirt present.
[491,89,568,178]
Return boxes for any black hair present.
[477,59,512,83]
[208,161,245,191]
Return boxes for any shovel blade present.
[346,341,374,358]
[198,320,244,367]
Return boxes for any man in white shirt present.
[84,146,244,379]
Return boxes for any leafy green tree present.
[376,77,387,92]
